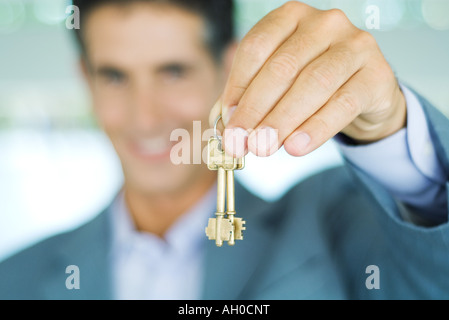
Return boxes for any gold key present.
[205,116,246,247]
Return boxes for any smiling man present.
[81,1,230,238]
[0,0,448,300]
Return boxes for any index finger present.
[221,1,312,124]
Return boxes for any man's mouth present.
[130,137,176,161]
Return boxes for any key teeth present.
[206,217,246,246]
[233,218,246,241]
[205,218,217,240]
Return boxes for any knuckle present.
[378,63,395,82]
[333,91,362,115]
[277,1,313,22]
[281,1,303,13]
[282,1,317,16]
[304,66,336,92]
[267,52,299,79]
[312,116,331,137]
[228,83,247,95]
[240,33,269,61]
[325,8,348,23]
[276,102,298,123]
[296,34,315,53]
[237,100,266,124]
[352,30,377,50]
[318,8,350,31]
[372,64,396,93]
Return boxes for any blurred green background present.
[0,0,448,260]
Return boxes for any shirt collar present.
[111,184,217,257]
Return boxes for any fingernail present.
[223,106,237,126]
[248,127,279,157]
[224,127,248,158]
[290,132,311,152]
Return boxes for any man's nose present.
[129,83,164,130]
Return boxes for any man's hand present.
[210,1,406,158]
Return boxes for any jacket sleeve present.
[340,88,449,299]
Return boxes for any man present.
[0,0,448,299]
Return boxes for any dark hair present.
[71,0,235,61]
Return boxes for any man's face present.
[83,3,229,196]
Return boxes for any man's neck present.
[123,172,216,238]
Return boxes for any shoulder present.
[0,210,110,267]
[0,210,110,299]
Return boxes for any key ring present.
[213,114,222,139]
[213,114,224,152]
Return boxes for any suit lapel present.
[41,209,113,300]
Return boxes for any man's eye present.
[163,65,186,79]
[100,70,126,84]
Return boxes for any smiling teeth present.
[138,138,171,154]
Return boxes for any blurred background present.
[0,0,448,261]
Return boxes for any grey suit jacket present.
[1,90,448,300]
